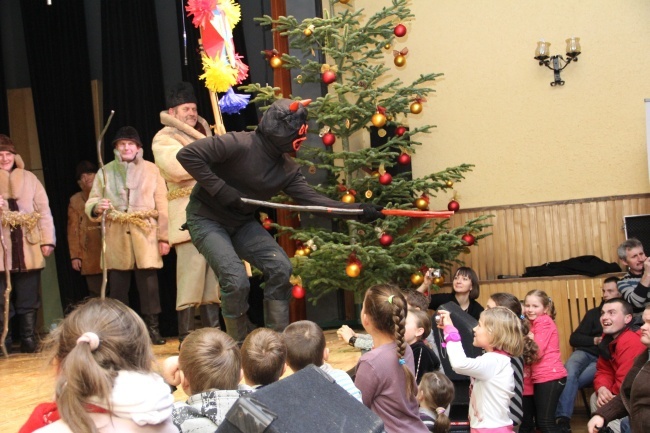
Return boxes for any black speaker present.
[624,214,650,255]
[216,365,384,433]
[432,301,481,430]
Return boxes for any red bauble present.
[379,173,393,185]
[447,199,460,212]
[292,284,306,299]
[394,24,407,37]
[395,126,407,137]
[322,70,337,85]
[262,217,273,230]
[379,233,394,247]
[462,233,476,246]
[322,132,336,146]
[397,153,411,165]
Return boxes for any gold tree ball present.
[445,180,454,188]
[433,276,445,286]
[269,56,283,69]
[411,272,424,286]
[394,55,406,67]
[342,193,356,204]
[303,28,313,37]
[346,263,361,278]
[415,198,428,210]
[371,112,387,128]
[410,101,423,114]
[294,248,305,257]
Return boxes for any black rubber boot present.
[263,300,290,332]
[199,303,221,329]
[143,314,166,345]
[177,307,195,349]
[223,315,250,345]
[19,310,38,353]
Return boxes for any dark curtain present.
[101,0,165,162]
[0,26,8,135]
[20,0,98,308]
[175,0,258,132]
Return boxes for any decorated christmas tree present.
[241,0,491,303]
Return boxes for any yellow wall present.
[358,0,650,209]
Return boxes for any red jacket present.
[593,327,646,395]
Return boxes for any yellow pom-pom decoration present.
[217,0,241,29]
[200,56,237,93]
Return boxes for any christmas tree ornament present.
[393,48,408,67]
[379,172,393,185]
[308,165,317,174]
[292,284,305,299]
[410,99,423,114]
[294,248,305,257]
[322,132,336,146]
[447,199,460,212]
[433,276,445,286]
[303,24,315,37]
[322,70,337,84]
[384,42,392,50]
[397,152,411,165]
[365,189,373,199]
[411,271,424,286]
[269,55,283,69]
[462,233,476,246]
[379,233,394,247]
[395,126,407,136]
[260,212,273,230]
[302,246,312,256]
[342,192,356,203]
[371,112,387,128]
[346,263,361,278]
[394,23,407,37]
[415,197,428,210]
[377,128,387,138]
[445,180,454,188]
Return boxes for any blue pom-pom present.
[219,87,250,115]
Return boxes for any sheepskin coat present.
[152,112,211,246]
[0,154,55,272]
[85,149,168,270]
[67,191,102,275]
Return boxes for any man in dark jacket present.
[177,99,383,342]
[555,277,620,432]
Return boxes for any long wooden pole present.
[0,209,11,358]
[96,111,115,299]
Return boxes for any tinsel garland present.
[1,211,41,231]
[106,210,159,231]
[167,186,193,201]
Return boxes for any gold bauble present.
[445,180,454,188]
[303,28,313,37]
[269,56,283,69]
[410,272,424,286]
[384,43,391,50]
[394,55,406,67]
[302,247,311,256]
[415,198,428,210]
[342,193,356,204]
[433,276,445,286]
[295,248,305,257]
[371,112,387,128]
[410,101,423,114]
[346,263,361,278]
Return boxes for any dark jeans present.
[186,213,292,319]
[109,269,161,315]
[556,350,597,418]
[0,270,42,318]
[520,377,566,433]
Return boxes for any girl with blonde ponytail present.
[19,298,176,433]
[354,284,428,433]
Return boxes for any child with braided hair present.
[354,284,428,433]
[418,371,455,433]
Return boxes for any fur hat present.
[112,126,143,148]
[75,160,98,180]
[0,134,17,154]
[166,82,198,108]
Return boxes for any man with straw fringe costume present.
[86,126,170,345]
[153,82,222,345]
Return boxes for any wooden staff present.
[96,111,115,299]
[0,209,11,358]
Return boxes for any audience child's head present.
[405,309,432,346]
[241,328,286,387]
[487,292,538,364]
[42,298,156,433]
[418,371,455,433]
[282,320,327,371]
[452,267,480,300]
[403,289,430,311]
[178,328,241,395]
[475,306,524,357]
[362,283,416,397]
[524,289,556,320]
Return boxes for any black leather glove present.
[218,184,244,210]
[359,203,384,222]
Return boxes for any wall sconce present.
[534,37,581,86]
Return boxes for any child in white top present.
[437,306,524,432]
